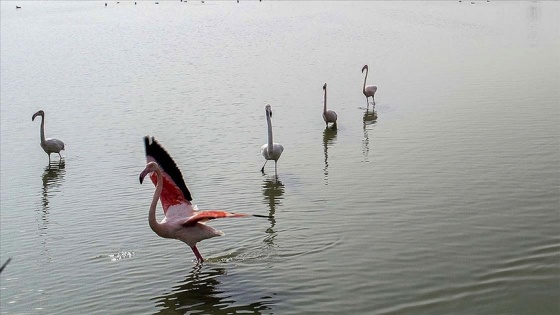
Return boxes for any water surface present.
[1,1,559,314]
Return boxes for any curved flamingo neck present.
[266,112,273,153]
[323,87,327,114]
[149,167,165,236]
[363,68,368,94]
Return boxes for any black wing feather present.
[144,136,193,201]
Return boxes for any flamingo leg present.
[58,152,62,159]
[261,160,268,173]
[191,245,204,263]
[48,153,51,163]
[274,160,278,177]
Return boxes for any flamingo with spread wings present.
[139,136,251,262]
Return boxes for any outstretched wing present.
[181,210,249,227]
[144,136,192,214]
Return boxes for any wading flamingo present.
[140,137,257,263]
[261,104,284,176]
[362,65,378,107]
[32,110,65,163]
[322,83,338,127]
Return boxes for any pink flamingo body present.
[139,137,249,262]
[362,65,378,107]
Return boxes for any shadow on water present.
[152,265,274,314]
[362,108,378,161]
[261,177,284,247]
[322,126,338,184]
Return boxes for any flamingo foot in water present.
[191,245,204,263]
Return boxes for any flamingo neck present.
[39,115,47,146]
[323,88,328,114]
[266,112,274,153]
[363,68,368,94]
[149,167,165,237]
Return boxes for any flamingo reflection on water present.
[139,137,259,263]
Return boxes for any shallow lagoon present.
[1,1,559,314]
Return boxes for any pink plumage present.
[139,137,250,262]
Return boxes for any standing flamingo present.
[322,83,338,127]
[32,110,65,163]
[140,137,254,263]
[261,104,284,176]
[362,65,378,107]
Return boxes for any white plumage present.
[32,110,65,163]
[261,104,284,176]
[322,83,338,127]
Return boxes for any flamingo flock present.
[28,64,379,264]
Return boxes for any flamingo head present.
[139,161,159,184]
[265,104,272,118]
[32,110,45,121]
[362,65,368,73]
[323,83,327,90]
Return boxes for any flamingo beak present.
[32,113,38,121]
[139,170,148,184]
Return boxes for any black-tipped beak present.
[139,175,144,184]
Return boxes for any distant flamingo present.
[140,137,254,263]
[322,83,338,127]
[362,65,378,107]
[261,104,284,176]
[32,110,65,163]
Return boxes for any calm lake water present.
[1,1,559,314]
